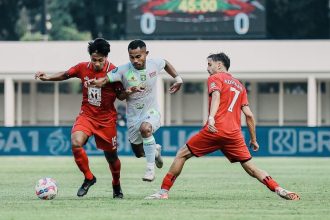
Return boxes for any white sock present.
[147,162,154,170]
[142,136,156,166]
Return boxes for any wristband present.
[175,75,183,83]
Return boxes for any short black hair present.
[207,52,230,70]
[88,38,110,56]
[128,39,146,50]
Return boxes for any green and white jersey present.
[107,58,166,127]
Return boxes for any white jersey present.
[107,58,166,127]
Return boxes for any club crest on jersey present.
[134,103,144,109]
[140,74,146,81]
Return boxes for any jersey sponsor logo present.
[88,87,102,106]
[149,71,156,78]
[134,103,145,109]
[210,82,216,89]
[148,108,159,115]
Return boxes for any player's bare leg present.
[241,160,300,200]
[71,131,96,197]
[145,145,193,199]
[131,143,145,158]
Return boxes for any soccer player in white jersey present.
[88,39,183,181]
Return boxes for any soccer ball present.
[35,177,58,200]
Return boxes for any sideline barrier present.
[0,126,329,156]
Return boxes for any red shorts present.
[186,128,251,163]
[72,115,117,152]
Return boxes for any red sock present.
[109,158,121,186]
[72,148,93,180]
[262,176,279,192]
[161,173,177,191]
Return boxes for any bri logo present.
[269,129,297,154]
[269,129,330,155]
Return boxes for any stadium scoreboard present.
[126,0,266,39]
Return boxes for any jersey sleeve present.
[66,63,81,78]
[207,75,222,95]
[107,63,124,92]
[152,58,166,72]
[107,66,123,82]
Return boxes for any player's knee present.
[71,138,84,148]
[139,123,152,137]
[176,145,191,158]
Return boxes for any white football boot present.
[145,189,169,200]
[275,187,300,200]
[142,166,155,182]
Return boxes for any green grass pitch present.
[0,156,329,220]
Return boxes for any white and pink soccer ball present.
[35,177,58,200]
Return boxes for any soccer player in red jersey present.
[35,38,124,199]
[146,52,300,201]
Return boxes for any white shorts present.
[127,109,161,144]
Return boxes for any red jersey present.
[207,72,248,137]
[66,61,124,126]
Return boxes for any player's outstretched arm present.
[35,71,68,81]
[242,105,259,151]
[164,60,183,94]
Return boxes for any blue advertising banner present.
[0,126,329,157]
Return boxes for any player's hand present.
[249,140,259,151]
[126,85,145,95]
[169,82,182,94]
[86,78,104,88]
[35,71,49,81]
[207,116,218,133]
